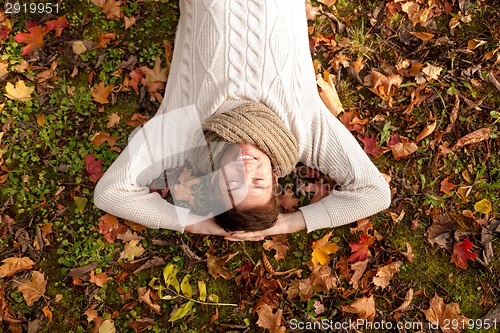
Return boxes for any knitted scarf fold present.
[191,102,298,177]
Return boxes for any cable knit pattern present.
[94,0,391,233]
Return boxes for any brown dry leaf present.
[206,252,238,280]
[415,120,437,142]
[440,176,456,194]
[467,39,487,51]
[390,137,418,160]
[310,232,339,267]
[392,288,414,313]
[422,64,443,81]
[102,0,123,20]
[137,286,162,315]
[309,264,337,293]
[0,61,8,78]
[263,235,289,261]
[341,295,376,322]
[96,32,116,49]
[140,57,168,93]
[107,113,120,128]
[256,303,286,333]
[373,261,403,289]
[452,128,491,151]
[120,239,145,261]
[91,132,120,147]
[126,113,150,127]
[89,271,110,287]
[5,81,34,102]
[410,31,435,42]
[0,257,35,278]
[124,16,136,29]
[369,70,402,105]
[92,82,114,104]
[401,242,414,262]
[172,168,201,205]
[280,187,299,212]
[305,0,320,20]
[318,0,336,6]
[422,294,468,333]
[316,73,344,117]
[16,271,47,306]
[350,218,373,234]
[349,259,368,289]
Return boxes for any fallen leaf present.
[415,120,437,142]
[91,132,120,147]
[172,168,201,205]
[73,196,88,214]
[99,319,116,333]
[126,68,143,94]
[0,26,11,41]
[440,177,455,194]
[84,154,105,183]
[359,136,384,157]
[310,232,339,267]
[401,242,414,262]
[107,113,120,128]
[16,271,47,306]
[89,271,110,287]
[467,39,487,51]
[305,0,321,20]
[422,64,443,81]
[341,295,376,322]
[422,294,468,333]
[369,70,402,105]
[474,198,492,214]
[451,237,477,269]
[42,305,52,322]
[5,81,34,101]
[392,288,414,313]
[349,259,368,289]
[44,16,70,36]
[317,73,344,117]
[92,81,114,104]
[280,187,299,212]
[348,234,375,263]
[124,16,136,29]
[314,300,325,314]
[410,31,435,42]
[452,128,491,151]
[372,261,403,289]
[263,235,289,261]
[72,40,88,55]
[390,138,418,160]
[0,257,35,278]
[206,252,238,280]
[256,303,286,333]
[14,25,44,55]
[137,286,161,315]
[126,113,150,127]
[309,264,337,293]
[140,57,168,93]
[98,214,128,243]
[121,239,145,261]
[350,219,373,234]
[96,32,116,49]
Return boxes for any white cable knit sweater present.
[94,0,391,233]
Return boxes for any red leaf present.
[44,16,70,37]
[14,25,44,56]
[84,153,104,183]
[387,134,400,147]
[0,26,12,41]
[451,237,477,269]
[128,68,143,94]
[348,234,376,263]
[98,214,128,243]
[359,136,383,158]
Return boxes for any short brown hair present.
[210,173,280,232]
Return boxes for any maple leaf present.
[359,136,383,158]
[89,270,110,287]
[137,286,162,315]
[107,113,120,128]
[263,235,289,261]
[451,237,478,269]
[172,168,201,205]
[280,187,299,212]
[422,294,468,333]
[98,213,128,243]
[96,32,116,49]
[16,271,47,306]
[256,303,286,333]
[372,261,402,289]
[440,176,455,194]
[124,16,137,30]
[121,240,145,261]
[369,69,402,105]
[92,81,114,104]
[0,26,12,41]
[348,234,375,263]
[44,16,70,36]
[310,232,339,267]
[339,110,367,133]
[126,113,150,127]
[349,259,368,289]
[126,68,143,94]
[309,264,337,293]
[14,24,44,55]
[206,252,238,280]
[350,218,373,234]
[341,295,376,322]
[4,80,34,101]
[91,132,120,147]
[305,0,321,20]
[0,257,35,278]
[84,153,104,183]
[103,0,123,20]
[389,137,418,160]
[140,57,168,93]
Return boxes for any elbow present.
[93,179,108,211]
[375,178,392,212]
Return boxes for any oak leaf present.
[372,261,402,289]
[0,257,35,278]
[121,240,145,261]
[263,235,289,261]
[5,81,34,101]
[451,237,477,269]
[16,271,47,306]
[310,232,339,267]
[206,252,238,280]
[84,153,104,183]
[422,294,468,333]
[92,81,114,104]
[14,25,44,55]
[348,234,375,263]
[256,303,286,333]
[341,295,376,322]
[89,271,110,287]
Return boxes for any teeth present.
[237,153,255,160]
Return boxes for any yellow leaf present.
[311,232,339,267]
[5,80,34,101]
[73,196,88,213]
[37,114,45,127]
[474,198,492,214]
[198,281,207,302]
[180,275,192,298]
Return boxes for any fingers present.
[224,235,265,241]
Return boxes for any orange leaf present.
[452,128,491,151]
[137,286,162,314]
[311,232,339,267]
[206,252,238,280]
[92,81,114,104]
[440,176,455,194]
[348,234,375,263]
[126,113,150,127]
[98,213,128,243]
[14,25,44,56]
[372,261,402,289]
[410,31,435,42]
[89,270,110,287]
[91,131,120,147]
[390,137,418,160]
[103,0,123,20]
[316,73,344,117]
[415,120,437,142]
[451,237,477,269]
[16,271,47,306]
[96,32,116,49]
[0,257,35,278]
[107,113,120,128]
[280,187,299,212]
[369,70,402,104]
[44,16,70,37]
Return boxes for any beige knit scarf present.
[191,102,298,177]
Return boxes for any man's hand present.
[225,211,306,241]
[184,213,231,237]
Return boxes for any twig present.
[237,242,256,266]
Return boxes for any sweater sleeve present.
[298,107,391,232]
[93,106,205,232]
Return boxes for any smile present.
[235,152,256,161]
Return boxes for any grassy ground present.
[0,0,499,332]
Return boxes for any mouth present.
[234,152,256,161]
